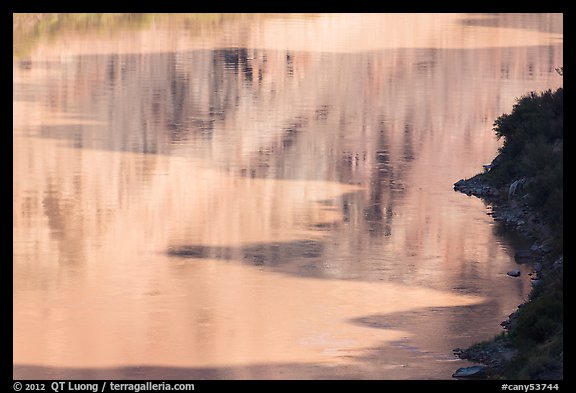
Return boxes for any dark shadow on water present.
[348,300,505,353]
[166,240,515,348]
[168,240,325,269]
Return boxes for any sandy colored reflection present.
[252,13,563,53]
[14,258,484,369]
[13,138,483,369]
[14,13,562,379]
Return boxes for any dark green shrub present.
[510,288,563,345]
[475,86,563,380]
[491,88,563,234]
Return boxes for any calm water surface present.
[13,13,563,379]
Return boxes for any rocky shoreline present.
[451,164,563,379]
[456,176,545,239]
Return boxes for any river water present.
[13,13,563,379]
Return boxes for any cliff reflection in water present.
[13,13,562,379]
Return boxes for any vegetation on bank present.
[505,281,563,379]
[489,87,563,249]
[466,87,563,379]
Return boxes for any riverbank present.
[452,88,563,380]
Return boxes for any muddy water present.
[13,13,563,379]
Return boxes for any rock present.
[508,178,526,199]
[553,256,563,271]
[453,348,465,356]
[507,269,521,277]
[452,365,487,379]
[500,310,520,330]
[453,177,496,197]
[533,262,543,272]
[530,243,552,255]
[514,250,533,263]
[500,312,515,328]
